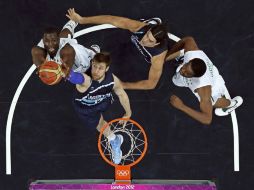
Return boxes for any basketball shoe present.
[215,96,243,116]
[110,134,123,164]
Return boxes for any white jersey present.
[37,38,95,73]
[172,50,226,104]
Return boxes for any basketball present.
[38,61,63,85]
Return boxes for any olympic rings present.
[116,170,130,176]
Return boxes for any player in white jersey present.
[31,20,98,74]
[166,36,243,125]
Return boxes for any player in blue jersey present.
[66,8,171,90]
[62,52,132,164]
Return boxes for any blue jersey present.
[131,24,169,63]
[74,71,114,107]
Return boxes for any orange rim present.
[98,118,147,167]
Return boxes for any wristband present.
[67,70,85,84]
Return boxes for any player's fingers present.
[118,120,126,127]
[170,96,176,104]
[60,67,66,77]
[68,9,72,15]
[35,65,41,75]
[122,120,127,128]
[171,95,177,100]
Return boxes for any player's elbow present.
[145,80,158,89]
[31,46,42,56]
[146,84,156,90]
[202,120,212,125]
[183,36,195,44]
[201,116,212,125]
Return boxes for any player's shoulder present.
[60,37,78,46]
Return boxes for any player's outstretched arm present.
[62,62,91,89]
[166,36,199,61]
[66,8,146,32]
[165,50,184,62]
[170,86,213,125]
[113,75,132,119]
[122,50,167,90]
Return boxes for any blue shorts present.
[73,100,112,129]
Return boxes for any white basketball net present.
[100,120,147,165]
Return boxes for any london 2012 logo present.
[111,184,135,190]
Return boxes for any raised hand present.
[118,114,131,126]
[66,8,82,23]
[61,62,71,78]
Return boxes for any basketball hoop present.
[98,118,148,184]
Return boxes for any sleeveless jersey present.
[131,24,169,63]
[74,71,114,107]
[172,50,225,102]
[37,38,95,73]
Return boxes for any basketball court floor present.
[0,0,254,189]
